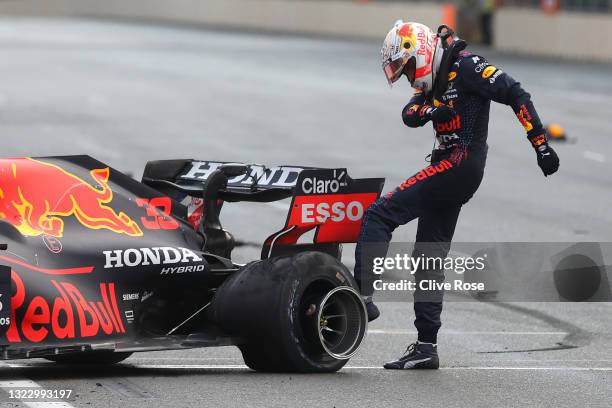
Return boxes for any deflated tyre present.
[210,251,368,373]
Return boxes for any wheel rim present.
[315,286,367,360]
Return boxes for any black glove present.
[528,133,560,177]
[429,105,456,125]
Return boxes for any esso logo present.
[301,201,364,224]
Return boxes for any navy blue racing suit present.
[355,51,546,343]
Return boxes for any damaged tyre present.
[211,251,367,372]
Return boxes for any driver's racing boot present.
[383,341,439,369]
[363,296,380,322]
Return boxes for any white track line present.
[583,150,606,163]
[7,362,611,372]
[109,364,612,372]
[0,364,76,408]
[368,329,567,335]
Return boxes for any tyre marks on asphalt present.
[94,379,157,399]
[475,302,592,352]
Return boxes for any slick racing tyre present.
[45,351,133,365]
[211,251,368,373]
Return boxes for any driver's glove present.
[528,133,560,177]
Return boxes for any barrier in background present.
[494,7,612,63]
[0,0,451,40]
[1,0,610,62]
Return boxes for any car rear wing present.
[142,159,385,258]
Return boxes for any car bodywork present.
[0,156,384,360]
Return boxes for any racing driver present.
[354,21,560,369]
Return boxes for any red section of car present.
[284,192,379,244]
[0,158,143,238]
[6,270,125,343]
[0,255,93,275]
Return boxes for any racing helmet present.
[381,20,442,93]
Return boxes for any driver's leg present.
[412,204,461,344]
[354,185,422,298]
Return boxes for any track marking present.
[368,329,567,335]
[78,363,612,372]
[583,151,606,163]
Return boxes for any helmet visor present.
[383,56,406,85]
[383,56,416,86]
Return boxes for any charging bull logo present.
[0,158,143,238]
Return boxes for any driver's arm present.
[402,91,433,128]
[459,55,544,140]
[460,55,559,176]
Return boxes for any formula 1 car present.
[0,156,384,372]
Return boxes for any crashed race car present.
[0,156,384,372]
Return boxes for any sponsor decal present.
[42,235,62,254]
[265,169,382,246]
[414,25,434,79]
[300,200,364,224]
[181,161,303,189]
[6,271,125,343]
[447,71,457,81]
[437,133,460,144]
[399,160,454,190]
[160,264,206,274]
[435,115,462,134]
[489,69,503,83]
[399,23,414,38]
[124,310,134,324]
[443,82,458,102]
[482,66,497,79]
[474,61,490,73]
[103,247,203,269]
[287,193,377,243]
[517,104,534,132]
[122,293,139,301]
[472,56,481,63]
[301,170,347,195]
[141,291,154,302]
[0,158,143,238]
[398,23,416,51]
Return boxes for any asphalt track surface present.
[0,18,611,408]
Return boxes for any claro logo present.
[6,271,125,343]
[103,247,203,269]
[301,174,349,195]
